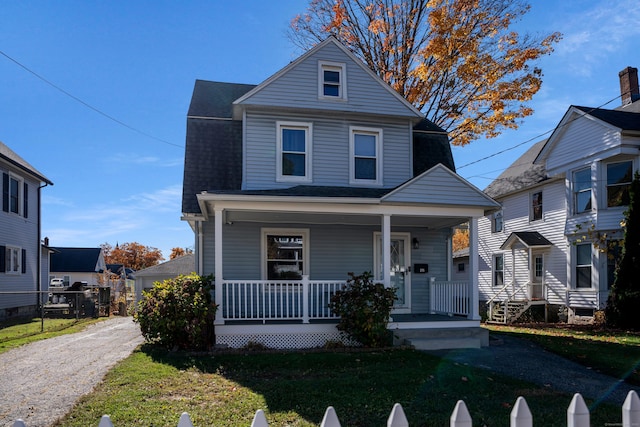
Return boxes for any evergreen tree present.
[606,171,640,329]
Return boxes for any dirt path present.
[0,317,143,427]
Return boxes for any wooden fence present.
[12,390,640,426]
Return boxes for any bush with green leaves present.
[329,272,397,347]
[134,273,216,350]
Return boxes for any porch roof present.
[500,231,553,250]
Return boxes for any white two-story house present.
[181,37,500,349]
[478,67,640,324]
[0,142,53,320]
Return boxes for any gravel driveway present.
[0,317,143,427]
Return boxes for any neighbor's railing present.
[12,391,640,427]
[430,279,470,316]
[220,278,344,323]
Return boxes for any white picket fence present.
[12,390,640,426]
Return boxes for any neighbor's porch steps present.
[393,327,489,351]
[486,299,547,324]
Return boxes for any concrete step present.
[394,327,489,350]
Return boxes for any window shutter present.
[22,249,26,274]
[0,246,5,272]
[23,182,28,218]
[2,173,8,213]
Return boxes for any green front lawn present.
[54,345,622,427]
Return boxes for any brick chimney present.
[619,66,640,106]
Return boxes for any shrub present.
[329,272,397,347]
[134,273,216,350]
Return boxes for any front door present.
[375,232,411,311]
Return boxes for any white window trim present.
[7,173,23,216]
[318,60,347,101]
[492,210,503,233]
[574,243,593,290]
[529,190,543,222]
[572,167,593,215]
[349,126,383,186]
[604,159,634,209]
[6,245,21,275]
[276,121,313,183]
[261,228,310,280]
[493,253,504,287]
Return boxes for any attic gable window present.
[350,126,382,185]
[276,121,312,183]
[319,61,346,100]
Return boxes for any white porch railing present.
[220,278,344,323]
[430,279,470,316]
[18,391,640,427]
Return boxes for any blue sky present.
[2,1,639,259]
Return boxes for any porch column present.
[382,214,391,287]
[469,217,480,320]
[214,207,224,325]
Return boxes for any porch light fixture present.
[412,238,419,250]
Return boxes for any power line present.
[0,49,183,149]
[457,95,622,171]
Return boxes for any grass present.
[486,323,640,385]
[54,344,624,427]
[0,317,106,354]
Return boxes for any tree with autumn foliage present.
[169,247,194,260]
[452,227,469,252]
[101,242,164,271]
[290,0,561,146]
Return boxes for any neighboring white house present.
[181,36,500,349]
[0,142,53,320]
[49,247,107,288]
[478,66,640,324]
[134,254,195,303]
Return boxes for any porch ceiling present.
[225,210,466,229]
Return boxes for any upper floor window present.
[575,243,592,288]
[3,172,27,217]
[573,168,592,214]
[318,61,346,100]
[606,161,633,207]
[350,126,382,185]
[492,211,503,233]
[493,254,504,287]
[530,191,543,221]
[276,122,312,182]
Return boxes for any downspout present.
[37,182,50,324]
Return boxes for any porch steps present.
[394,327,489,351]
[487,299,546,324]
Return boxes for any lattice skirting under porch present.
[214,323,352,349]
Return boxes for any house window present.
[350,127,382,185]
[4,245,21,274]
[318,61,346,99]
[575,243,592,288]
[3,173,26,216]
[493,254,504,287]
[606,161,633,207]
[277,122,312,182]
[573,168,592,214]
[263,229,308,280]
[607,240,623,289]
[492,211,503,233]
[457,263,465,272]
[530,191,543,221]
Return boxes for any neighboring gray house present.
[182,37,500,349]
[0,142,53,320]
[134,254,195,303]
[478,67,640,324]
[49,247,106,288]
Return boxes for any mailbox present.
[414,263,428,274]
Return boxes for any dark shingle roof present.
[209,185,391,198]
[484,139,548,199]
[188,80,256,118]
[413,118,456,174]
[573,105,640,131]
[50,247,102,273]
[500,232,553,250]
